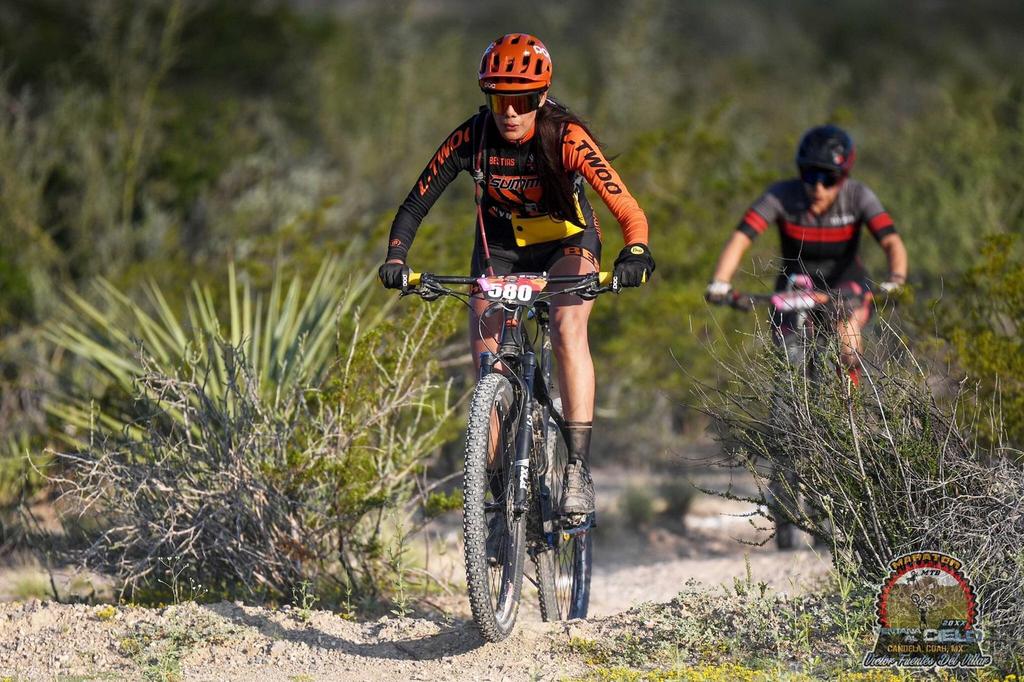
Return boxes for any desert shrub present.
[935,234,1024,448]
[619,485,657,529]
[51,305,456,603]
[907,454,1024,663]
[657,478,696,521]
[695,316,1024,663]
[567,572,877,677]
[43,256,460,603]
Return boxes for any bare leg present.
[469,295,502,372]
[837,315,866,370]
[548,255,598,422]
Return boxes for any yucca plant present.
[44,256,459,603]
[46,256,377,443]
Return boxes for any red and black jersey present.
[386,106,648,263]
[737,178,897,289]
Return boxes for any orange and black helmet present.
[478,33,552,93]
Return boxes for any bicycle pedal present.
[564,512,588,527]
[560,514,593,534]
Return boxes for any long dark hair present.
[533,98,600,227]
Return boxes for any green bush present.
[939,234,1024,447]
[45,257,371,444]
[53,306,456,604]
[619,484,657,529]
[658,478,696,521]
[45,256,460,603]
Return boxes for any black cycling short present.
[469,228,602,277]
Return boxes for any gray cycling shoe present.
[559,460,595,524]
[485,513,505,566]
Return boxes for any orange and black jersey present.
[386,107,648,263]
[738,178,897,289]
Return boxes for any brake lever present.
[418,288,444,301]
[577,284,615,300]
[730,293,754,312]
[399,284,444,301]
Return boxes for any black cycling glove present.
[378,261,411,290]
[613,244,655,288]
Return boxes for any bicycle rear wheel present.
[535,398,592,621]
[463,373,527,641]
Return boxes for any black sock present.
[565,421,593,467]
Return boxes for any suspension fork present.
[512,351,537,514]
[495,305,536,514]
[484,304,536,515]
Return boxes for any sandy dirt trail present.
[0,467,832,680]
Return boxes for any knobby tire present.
[534,398,592,621]
[463,373,527,642]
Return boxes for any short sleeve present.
[857,184,897,241]
[737,188,784,239]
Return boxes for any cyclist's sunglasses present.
[484,90,545,115]
[800,166,842,188]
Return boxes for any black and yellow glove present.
[378,261,411,290]
[613,244,655,288]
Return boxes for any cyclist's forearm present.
[385,206,423,262]
[711,231,753,282]
[880,233,908,281]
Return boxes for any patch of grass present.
[94,604,118,621]
[568,637,610,666]
[116,607,243,681]
[564,577,880,679]
[568,571,1020,679]
[570,663,820,681]
[293,580,319,623]
[10,574,52,600]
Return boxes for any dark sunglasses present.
[484,90,545,115]
[800,167,842,188]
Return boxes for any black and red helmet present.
[795,125,856,175]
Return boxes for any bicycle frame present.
[478,299,539,516]
[407,270,612,520]
[478,283,600,517]
[403,269,619,630]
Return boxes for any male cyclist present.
[378,34,654,529]
[706,125,908,549]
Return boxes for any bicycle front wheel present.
[535,398,592,621]
[463,373,527,642]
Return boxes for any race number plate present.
[771,291,818,312]
[477,275,546,306]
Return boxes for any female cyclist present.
[706,124,908,549]
[378,33,655,520]
[706,124,908,383]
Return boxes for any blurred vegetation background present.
[0,0,1022,606]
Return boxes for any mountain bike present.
[405,269,617,641]
[711,273,872,550]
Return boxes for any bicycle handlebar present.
[403,270,618,302]
[715,288,869,313]
[407,271,613,287]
